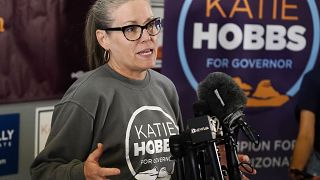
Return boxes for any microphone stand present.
[197,150,207,180]
[185,145,201,180]
[170,134,200,180]
[169,135,185,180]
[206,142,224,180]
[174,157,185,180]
[222,125,242,180]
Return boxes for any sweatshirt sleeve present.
[30,101,94,180]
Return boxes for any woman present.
[31,0,182,179]
[31,0,255,179]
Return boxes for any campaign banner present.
[162,0,320,179]
[0,113,19,176]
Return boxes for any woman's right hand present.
[84,143,121,180]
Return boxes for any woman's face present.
[107,0,158,79]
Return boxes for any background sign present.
[34,107,54,157]
[0,113,19,176]
[162,0,320,179]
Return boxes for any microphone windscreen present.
[197,72,247,120]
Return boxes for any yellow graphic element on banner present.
[234,77,289,107]
[233,77,253,96]
[206,0,298,21]
[0,17,5,32]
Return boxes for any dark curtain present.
[0,0,93,104]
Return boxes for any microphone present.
[169,134,187,180]
[197,72,259,180]
[187,115,224,180]
[169,115,224,180]
[188,115,214,144]
[193,101,223,141]
[197,72,246,121]
[169,130,201,180]
[197,72,259,144]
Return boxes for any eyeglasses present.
[102,17,162,41]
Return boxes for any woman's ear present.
[96,29,109,49]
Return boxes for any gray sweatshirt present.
[30,65,182,180]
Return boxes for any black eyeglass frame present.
[102,17,162,41]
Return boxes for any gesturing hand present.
[237,154,257,180]
[219,145,257,180]
[84,143,121,180]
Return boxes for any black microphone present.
[197,72,259,180]
[187,114,224,180]
[169,134,186,180]
[193,101,224,141]
[197,72,259,144]
[188,115,214,144]
[170,115,222,180]
[197,72,246,121]
[169,130,201,180]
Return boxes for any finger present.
[242,174,250,180]
[238,154,250,163]
[98,167,121,177]
[237,154,257,175]
[239,164,257,175]
[88,143,104,162]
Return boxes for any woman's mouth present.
[137,48,153,56]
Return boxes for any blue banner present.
[0,114,19,176]
[162,0,320,179]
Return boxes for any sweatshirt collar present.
[102,64,150,89]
